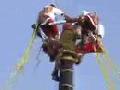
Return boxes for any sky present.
[0,0,120,90]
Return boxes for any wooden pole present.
[58,23,79,90]
[59,56,75,90]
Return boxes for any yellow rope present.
[95,38,120,89]
[100,47,120,90]
[2,31,36,90]
[102,46,120,74]
[96,38,120,79]
[16,31,36,72]
[93,38,117,90]
[96,53,116,90]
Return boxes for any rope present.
[92,36,120,90]
[16,29,36,72]
[95,40,120,89]
[100,47,120,90]
[96,53,116,90]
[97,39,120,78]
[102,46,120,74]
[2,29,36,90]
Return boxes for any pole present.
[58,23,79,90]
[59,59,74,90]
